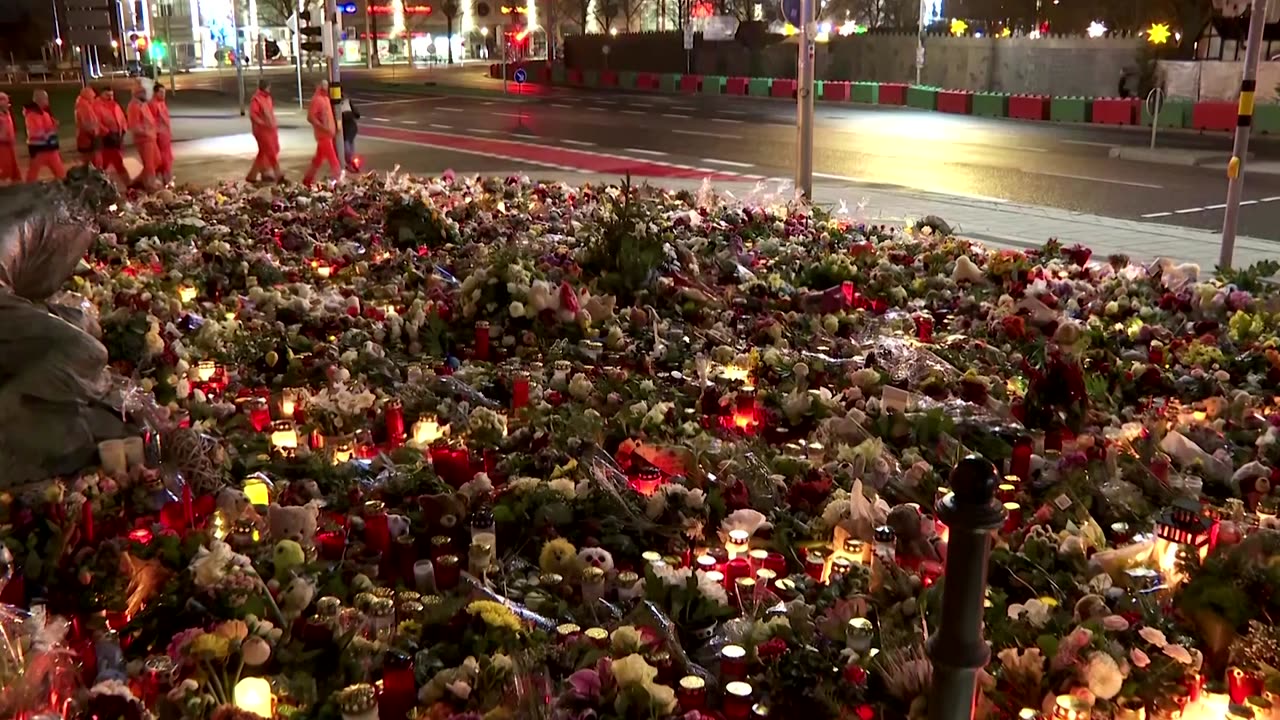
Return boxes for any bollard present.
[927,456,1005,720]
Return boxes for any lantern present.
[195,360,218,383]
[724,681,754,720]
[412,416,447,445]
[1053,695,1091,720]
[178,285,198,303]
[233,677,274,718]
[724,385,761,434]
[331,440,355,464]
[629,466,664,496]
[721,644,747,680]
[726,529,750,559]
[269,421,299,455]
[242,474,274,507]
[678,675,707,712]
[280,389,300,419]
[1155,496,1214,583]
[719,364,752,383]
[245,397,272,432]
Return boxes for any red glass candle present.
[629,466,663,496]
[761,551,787,576]
[317,530,347,560]
[394,535,418,587]
[724,557,752,588]
[696,555,718,573]
[430,535,452,561]
[997,483,1017,503]
[914,314,934,343]
[720,644,748,680]
[1229,667,1262,704]
[474,321,491,361]
[246,398,272,433]
[364,501,392,555]
[678,675,707,712]
[434,554,460,591]
[1044,428,1064,453]
[385,399,406,447]
[723,681,754,720]
[1010,437,1032,481]
[379,651,417,720]
[431,444,473,488]
[512,372,530,410]
[1151,457,1170,484]
[1002,502,1022,535]
[805,551,826,582]
[82,500,95,544]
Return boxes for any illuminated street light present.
[110,39,119,48]
[1087,20,1107,38]
[480,27,489,35]
[54,38,63,46]
[609,26,618,36]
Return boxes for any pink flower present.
[567,669,601,700]
[1101,615,1130,632]
[1129,648,1150,669]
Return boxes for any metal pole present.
[1220,0,1270,270]
[295,0,304,108]
[795,0,814,199]
[326,0,347,170]
[501,27,507,93]
[926,457,1004,720]
[1147,88,1163,150]
[915,0,926,85]
[365,0,373,68]
[165,6,176,92]
[233,0,247,114]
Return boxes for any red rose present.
[756,637,788,660]
[843,664,868,686]
[723,480,751,511]
[1064,244,1093,267]
[788,475,833,511]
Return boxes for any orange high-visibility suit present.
[151,94,173,182]
[127,95,159,188]
[96,95,130,183]
[0,103,20,183]
[302,89,339,185]
[248,88,280,180]
[23,102,65,181]
[74,87,101,166]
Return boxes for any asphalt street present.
[168,64,1280,240]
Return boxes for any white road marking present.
[357,97,434,107]
[703,158,754,168]
[438,107,464,112]
[1241,199,1259,205]
[622,110,645,115]
[675,129,739,139]
[372,117,392,122]
[663,113,692,119]
[430,123,452,129]
[813,171,860,182]
[481,101,496,105]
[1039,171,1162,189]
[631,102,653,107]
[1061,140,1114,148]
[551,103,573,109]
[712,118,744,124]
[722,109,747,115]
[492,112,526,118]
[1262,196,1280,202]
[1174,207,1204,214]
[561,139,595,147]
[626,148,668,156]
[472,128,497,134]
[1148,196,1267,217]
[672,106,695,111]
[1141,211,1174,218]
[402,119,417,124]
[587,107,607,112]
[1010,146,1049,153]
[1205,203,1227,209]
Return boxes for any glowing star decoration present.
[782,23,799,36]
[999,27,1011,37]
[1147,23,1172,45]
[837,20,866,36]
[949,18,968,36]
[1087,20,1107,38]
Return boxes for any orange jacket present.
[151,97,171,138]
[96,98,126,135]
[307,91,335,141]
[0,110,14,145]
[127,98,156,141]
[75,89,99,136]
[23,103,59,152]
[249,90,276,135]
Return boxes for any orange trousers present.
[134,138,159,186]
[100,147,129,183]
[303,136,340,185]
[0,144,20,182]
[250,130,280,177]
[156,135,173,178]
[26,150,66,181]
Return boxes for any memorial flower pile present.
[4,172,1280,720]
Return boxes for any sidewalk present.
[161,113,1276,272]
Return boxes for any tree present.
[822,0,917,27]
[256,0,298,26]
[595,0,620,32]
[617,0,649,31]
[1162,0,1213,58]
[442,0,460,62]
[569,0,592,32]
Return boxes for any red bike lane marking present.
[361,124,743,180]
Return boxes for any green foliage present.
[1217,260,1280,294]
[582,176,667,303]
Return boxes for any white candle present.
[233,677,273,718]
[122,437,146,468]
[98,440,128,477]
[413,560,436,594]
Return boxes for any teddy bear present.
[268,502,320,550]
[217,488,256,526]
[278,574,316,620]
[387,514,411,539]
[419,492,469,531]
[886,504,941,564]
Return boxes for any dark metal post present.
[927,456,1005,720]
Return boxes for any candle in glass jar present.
[474,321,491,361]
[724,681,754,720]
[726,529,750,559]
[556,623,581,643]
[1002,502,1022,535]
[581,566,606,604]
[385,399,406,446]
[846,618,874,653]
[805,551,826,581]
[246,397,272,432]
[233,677,274,718]
[721,644,747,680]
[616,571,642,602]
[1052,695,1092,720]
[363,501,391,555]
[378,651,417,720]
[1011,437,1033,481]
[629,466,664,496]
[678,675,707,712]
[734,577,756,607]
[412,416,446,446]
[914,313,934,343]
[434,554,460,590]
[724,557,752,588]
[512,372,530,410]
[269,421,298,455]
[696,554,718,573]
[413,560,437,594]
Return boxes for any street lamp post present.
[1220,0,1271,270]
[232,0,247,115]
[795,0,814,199]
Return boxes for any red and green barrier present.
[581,69,599,87]
[1090,97,1138,125]
[1143,98,1189,129]
[851,82,878,104]
[1191,101,1236,132]
[937,89,971,115]
[679,75,701,93]
[823,81,850,102]
[879,83,907,106]
[600,69,619,88]
[907,85,937,110]
[702,76,726,95]
[725,77,749,95]
[771,78,797,99]
[1008,95,1049,121]
[618,71,636,89]
[972,92,1007,118]
[1050,96,1090,123]
[660,74,680,93]
[636,72,658,90]
[748,78,771,97]
[1253,103,1280,134]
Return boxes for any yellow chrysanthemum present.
[466,600,522,633]
[188,632,231,660]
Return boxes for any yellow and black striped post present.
[1221,0,1271,269]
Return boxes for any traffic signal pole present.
[232,0,246,114]
[1220,0,1270,270]
[326,0,347,171]
[295,0,304,108]
[795,0,814,199]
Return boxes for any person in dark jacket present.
[340,99,360,172]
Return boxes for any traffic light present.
[151,40,166,59]
[300,18,324,53]
[134,35,149,51]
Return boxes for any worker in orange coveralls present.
[151,83,173,186]
[74,86,101,167]
[302,80,341,186]
[247,79,282,182]
[126,80,159,190]
[0,93,21,184]
[23,89,66,181]
[96,86,131,186]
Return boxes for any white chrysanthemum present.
[1083,652,1123,700]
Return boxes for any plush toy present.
[539,538,578,578]
[419,492,469,530]
[576,547,614,576]
[217,488,255,525]
[273,540,306,582]
[886,504,940,563]
[268,502,320,549]
[387,514,411,539]
[278,574,316,620]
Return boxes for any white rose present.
[568,373,593,401]
[1083,652,1123,700]
[509,301,526,318]
[548,478,576,499]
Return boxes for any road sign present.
[781,0,801,26]
[513,67,526,83]
[683,25,694,50]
